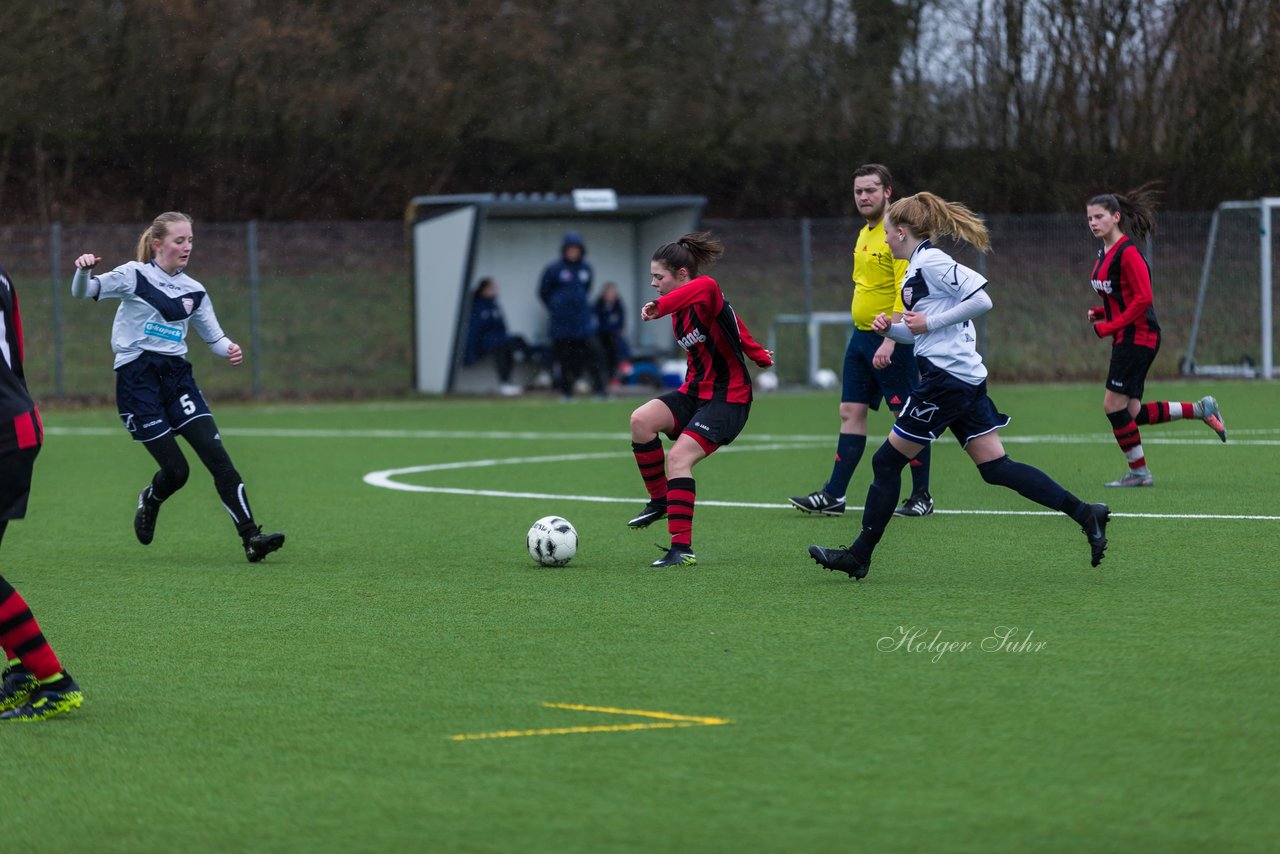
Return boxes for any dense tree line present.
[0,0,1274,223]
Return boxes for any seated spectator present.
[594,281,632,387]
[464,277,533,396]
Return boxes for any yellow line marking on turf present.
[448,702,732,741]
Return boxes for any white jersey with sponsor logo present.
[900,241,989,385]
[91,261,227,369]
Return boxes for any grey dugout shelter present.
[407,191,706,394]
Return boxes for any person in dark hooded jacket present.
[538,231,606,399]
[464,277,532,395]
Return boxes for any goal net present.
[1184,198,1280,379]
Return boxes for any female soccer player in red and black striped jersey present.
[1086,188,1227,488]
[626,233,774,568]
[0,264,84,721]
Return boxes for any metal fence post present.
[247,220,263,396]
[50,222,64,398]
[801,217,814,383]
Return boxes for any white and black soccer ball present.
[527,516,578,567]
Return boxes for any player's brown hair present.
[652,231,725,278]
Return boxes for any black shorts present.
[841,328,918,411]
[116,352,213,442]
[891,358,1011,448]
[1106,342,1159,399]
[657,390,751,447]
[0,445,40,521]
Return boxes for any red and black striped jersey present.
[651,275,773,404]
[0,266,43,453]
[1090,235,1161,348]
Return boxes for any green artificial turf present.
[4,382,1276,852]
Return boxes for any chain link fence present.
[2,211,1251,402]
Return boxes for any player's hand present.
[872,338,894,369]
[757,349,774,368]
[1087,308,1105,322]
[902,311,928,334]
[227,341,243,366]
[641,300,660,321]
[74,254,101,269]
[871,312,891,334]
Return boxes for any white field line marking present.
[362,448,1280,522]
[44,425,1280,444]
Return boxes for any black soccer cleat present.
[807,544,870,579]
[1080,503,1110,567]
[628,499,668,529]
[0,663,39,712]
[650,544,696,568]
[134,486,161,545]
[894,491,934,517]
[788,490,846,516]
[0,672,83,722]
[244,528,286,563]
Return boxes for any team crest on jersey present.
[182,297,195,314]
[902,286,913,305]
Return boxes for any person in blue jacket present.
[464,277,532,396]
[539,232,606,400]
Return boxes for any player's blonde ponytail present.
[888,193,991,253]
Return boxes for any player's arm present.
[922,287,992,331]
[70,254,102,298]
[648,276,720,320]
[735,314,774,367]
[192,298,242,365]
[1093,248,1153,337]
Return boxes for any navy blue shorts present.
[1106,342,1159,399]
[115,352,213,443]
[841,328,918,411]
[892,357,1011,448]
[657,390,751,447]
[0,445,39,522]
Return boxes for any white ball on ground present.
[527,516,578,567]
[814,368,838,389]
[756,370,779,392]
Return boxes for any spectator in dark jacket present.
[594,281,630,386]
[538,232,606,400]
[465,277,532,396]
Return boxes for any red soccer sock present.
[632,438,668,501]
[0,584,64,681]
[667,477,696,548]
[1107,411,1147,470]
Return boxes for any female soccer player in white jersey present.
[808,193,1110,580]
[71,212,284,563]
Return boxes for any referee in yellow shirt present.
[789,164,934,517]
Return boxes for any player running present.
[626,232,774,568]
[808,193,1111,580]
[71,212,285,563]
[0,264,84,721]
[1085,187,1226,488]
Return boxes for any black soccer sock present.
[181,418,258,538]
[977,455,1068,511]
[141,433,191,502]
[824,433,866,499]
[909,442,931,496]
[852,441,910,559]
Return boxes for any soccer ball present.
[814,368,838,389]
[527,516,578,567]
[755,369,779,392]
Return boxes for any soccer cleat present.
[1104,471,1153,488]
[1080,503,1110,567]
[627,499,667,529]
[894,491,934,517]
[244,528,286,563]
[134,486,161,545]
[807,544,870,579]
[0,664,39,712]
[788,491,846,516]
[650,544,696,568]
[0,672,83,721]
[1199,395,1227,442]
